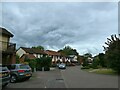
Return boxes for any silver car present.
[0,64,10,88]
[6,64,32,83]
[58,63,66,69]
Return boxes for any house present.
[87,57,93,64]
[45,50,62,63]
[16,47,47,62]
[17,47,78,64]
[0,27,16,64]
[68,55,78,62]
[45,50,72,64]
[19,54,36,63]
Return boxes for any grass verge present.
[82,68,118,75]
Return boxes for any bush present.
[88,64,93,68]
[81,66,90,69]
[44,66,50,71]
[36,67,42,71]
[51,64,57,67]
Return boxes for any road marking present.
[60,70,69,88]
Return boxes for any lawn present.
[83,68,118,75]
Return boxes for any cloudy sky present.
[0,2,118,56]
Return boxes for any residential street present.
[3,66,118,89]
[61,66,118,88]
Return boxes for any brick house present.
[45,50,72,64]
[16,47,47,62]
[0,27,16,64]
[45,50,62,63]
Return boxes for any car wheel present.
[10,75,17,83]
[26,77,30,80]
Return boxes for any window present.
[10,65,16,69]
[20,65,30,69]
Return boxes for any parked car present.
[58,63,66,69]
[0,64,10,87]
[6,64,32,83]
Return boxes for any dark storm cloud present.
[1,2,118,55]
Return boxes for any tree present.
[103,34,120,72]
[32,45,44,50]
[16,55,20,64]
[92,55,100,69]
[36,58,43,71]
[83,53,92,58]
[36,56,52,71]
[24,58,37,72]
[81,53,92,66]
[82,57,89,67]
[58,46,79,56]
[98,53,106,67]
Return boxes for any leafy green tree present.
[29,59,37,71]
[16,55,20,64]
[81,53,92,66]
[83,53,92,58]
[32,45,44,50]
[92,53,106,69]
[82,58,89,67]
[36,56,52,71]
[103,34,120,72]
[98,53,106,67]
[58,46,79,56]
[24,59,37,72]
[92,55,100,69]
[42,57,52,67]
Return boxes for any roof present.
[22,54,36,60]
[0,27,13,37]
[32,48,46,54]
[45,50,61,56]
[21,47,34,54]
[20,47,46,54]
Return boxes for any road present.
[3,66,118,89]
[61,66,118,88]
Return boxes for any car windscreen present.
[19,65,30,69]
[0,67,8,71]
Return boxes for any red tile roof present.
[21,54,36,60]
[45,50,61,56]
[20,47,46,54]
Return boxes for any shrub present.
[81,66,90,69]
[44,66,50,71]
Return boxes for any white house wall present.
[73,56,78,61]
[33,54,43,58]
[16,48,26,58]
[51,56,71,63]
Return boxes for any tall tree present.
[98,53,106,67]
[58,46,79,56]
[83,53,92,58]
[103,34,120,72]
[32,45,44,50]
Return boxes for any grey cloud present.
[1,2,118,55]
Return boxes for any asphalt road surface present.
[3,66,118,89]
[61,66,118,88]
